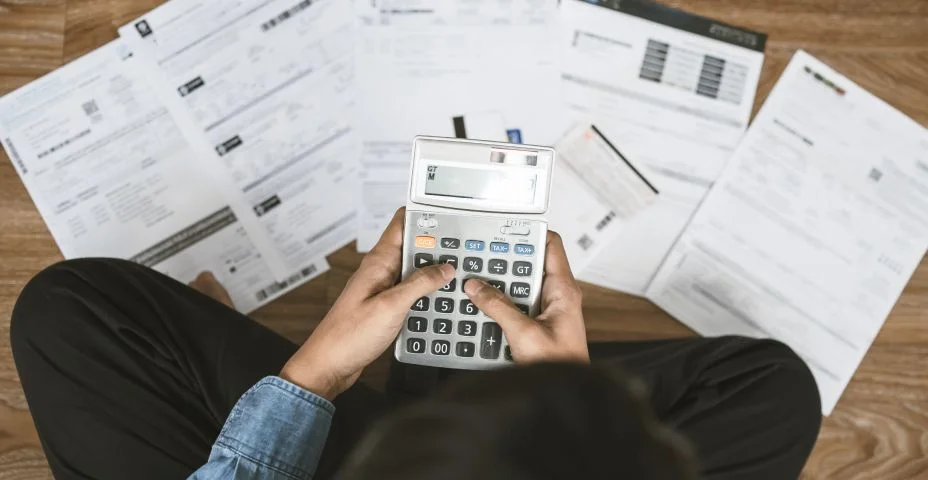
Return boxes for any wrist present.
[279,362,341,401]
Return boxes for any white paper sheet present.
[0,41,329,313]
[354,0,562,252]
[548,123,659,272]
[119,0,358,275]
[556,0,766,295]
[645,50,928,414]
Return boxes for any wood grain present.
[0,0,926,478]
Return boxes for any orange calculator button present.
[415,236,437,248]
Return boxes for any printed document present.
[548,124,659,272]
[354,0,562,251]
[119,0,358,275]
[0,41,329,313]
[645,51,928,414]
[557,0,766,295]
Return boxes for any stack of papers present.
[2,0,927,413]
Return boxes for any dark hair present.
[336,363,697,480]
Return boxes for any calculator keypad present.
[399,211,545,370]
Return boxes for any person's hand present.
[280,208,454,400]
[463,231,589,364]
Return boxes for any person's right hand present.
[463,231,589,364]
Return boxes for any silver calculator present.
[395,136,556,370]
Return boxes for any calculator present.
[395,136,556,370]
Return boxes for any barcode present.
[36,129,91,159]
[578,235,593,251]
[82,100,99,116]
[255,264,318,301]
[5,138,27,174]
[261,0,313,32]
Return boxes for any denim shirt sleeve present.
[188,376,335,480]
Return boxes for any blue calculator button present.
[489,242,510,253]
[465,240,485,251]
[514,244,535,255]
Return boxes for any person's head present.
[336,363,697,480]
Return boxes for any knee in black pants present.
[734,337,823,446]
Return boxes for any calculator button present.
[414,253,434,268]
[415,236,437,248]
[407,338,426,353]
[501,225,531,236]
[515,304,530,315]
[439,278,457,293]
[487,280,506,293]
[464,240,485,251]
[456,342,476,357]
[460,299,479,315]
[435,297,454,314]
[514,244,535,255]
[431,340,451,356]
[513,261,532,276]
[463,257,483,273]
[407,316,427,332]
[504,346,513,361]
[433,318,453,334]
[439,255,458,268]
[417,217,438,229]
[488,259,507,275]
[440,238,460,249]
[489,242,510,253]
[510,283,531,298]
[458,320,477,336]
[480,322,502,359]
[411,296,429,311]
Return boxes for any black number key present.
[515,304,530,315]
[456,342,475,357]
[510,282,531,298]
[460,299,478,315]
[513,261,532,277]
[439,255,458,269]
[487,280,506,293]
[488,259,507,275]
[458,320,477,336]
[407,338,425,353]
[480,322,502,359]
[411,296,429,311]
[414,253,434,268]
[434,297,454,313]
[463,257,483,273]
[433,318,453,334]
[407,316,427,332]
[431,340,451,356]
[439,278,457,293]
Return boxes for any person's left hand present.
[280,208,454,400]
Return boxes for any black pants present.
[10,259,821,480]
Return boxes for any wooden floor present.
[0,0,927,478]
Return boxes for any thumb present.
[463,279,535,338]
[376,263,455,310]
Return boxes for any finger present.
[543,231,575,280]
[375,263,455,310]
[369,207,406,254]
[463,279,534,336]
[347,208,407,297]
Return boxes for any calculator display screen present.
[424,165,537,205]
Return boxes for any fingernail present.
[439,263,455,280]
[464,278,484,295]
